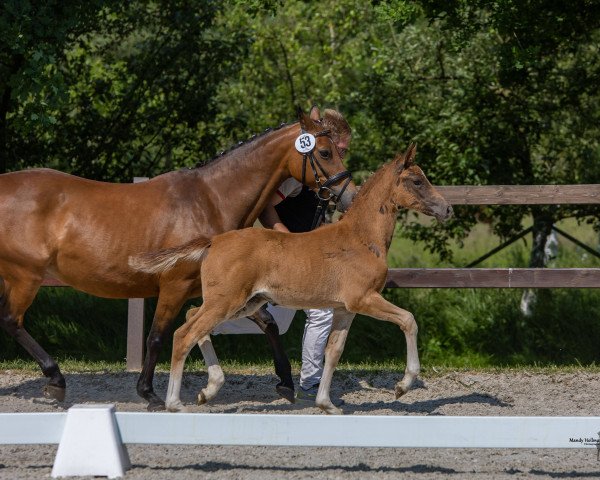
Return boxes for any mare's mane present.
[194,122,293,169]
[192,109,350,169]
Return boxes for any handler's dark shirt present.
[274,186,321,233]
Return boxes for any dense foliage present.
[1,0,247,179]
[3,0,600,259]
[2,0,600,365]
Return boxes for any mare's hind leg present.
[315,308,355,415]
[350,292,420,397]
[0,275,66,401]
[249,305,295,403]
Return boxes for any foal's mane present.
[348,161,395,206]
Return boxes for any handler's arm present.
[259,193,290,233]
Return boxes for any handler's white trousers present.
[300,308,334,390]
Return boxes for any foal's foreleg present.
[352,292,420,398]
[315,308,355,415]
[249,305,295,403]
[0,276,65,401]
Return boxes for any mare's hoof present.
[43,384,66,402]
[147,400,166,412]
[197,391,207,405]
[276,385,295,404]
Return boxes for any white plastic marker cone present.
[51,404,130,478]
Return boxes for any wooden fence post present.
[126,177,148,372]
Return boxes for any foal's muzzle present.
[433,203,453,222]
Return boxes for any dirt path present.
[1,369,600,479]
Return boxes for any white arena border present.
[2,405,600,477]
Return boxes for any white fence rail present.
[2,406,600,477]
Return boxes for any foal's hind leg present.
[188,302,295,404]
[350,292,420,397]
[166,301,239,412]
[137,285,191,411]
[249,305,295,403]
[196,335,225,405]
[183,307,225,405]
[315,308,355,415]
[0,275,66,401]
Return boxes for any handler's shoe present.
[296,384,319,402]
[296,384,344,407]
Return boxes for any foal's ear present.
[309,105,321,121]
[395,143,417,172]
[404,142,417,165]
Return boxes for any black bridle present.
[299,128,353,230]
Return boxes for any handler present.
[213,107,352,403]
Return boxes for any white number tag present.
[295,133,316,153]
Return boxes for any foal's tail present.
[128,237,211,274]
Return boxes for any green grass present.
[389,216,600,268]
[1,216,600,370]
[3,358,599,378]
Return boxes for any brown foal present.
[130,144,452,414]
[0,107,357,410]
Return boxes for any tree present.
[0,0,107,174]
[209,0,379,155]
[368,0,600,265]
[1,1,249,181]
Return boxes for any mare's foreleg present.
[249,305,294,403]
[0,275,65,401]
[351,292,420,397]
[137,287,189,411]
[315,308,355,415]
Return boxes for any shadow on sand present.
[0,370,511,415]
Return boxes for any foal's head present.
[391,144,453,221]
[287,107,358,212]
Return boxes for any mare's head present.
[287,106,358,212]
[390,143,453,221]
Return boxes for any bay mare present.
[0,107,357,410]
[130,144,452,414]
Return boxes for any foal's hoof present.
[197,391,208,405]
[166,401,187,413]
[43,384,66,402]
[147,400,166,412]
[395,384,409,399]
[318,402,344,415]
[276,385,295,404]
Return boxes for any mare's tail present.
[128,237,211,274]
